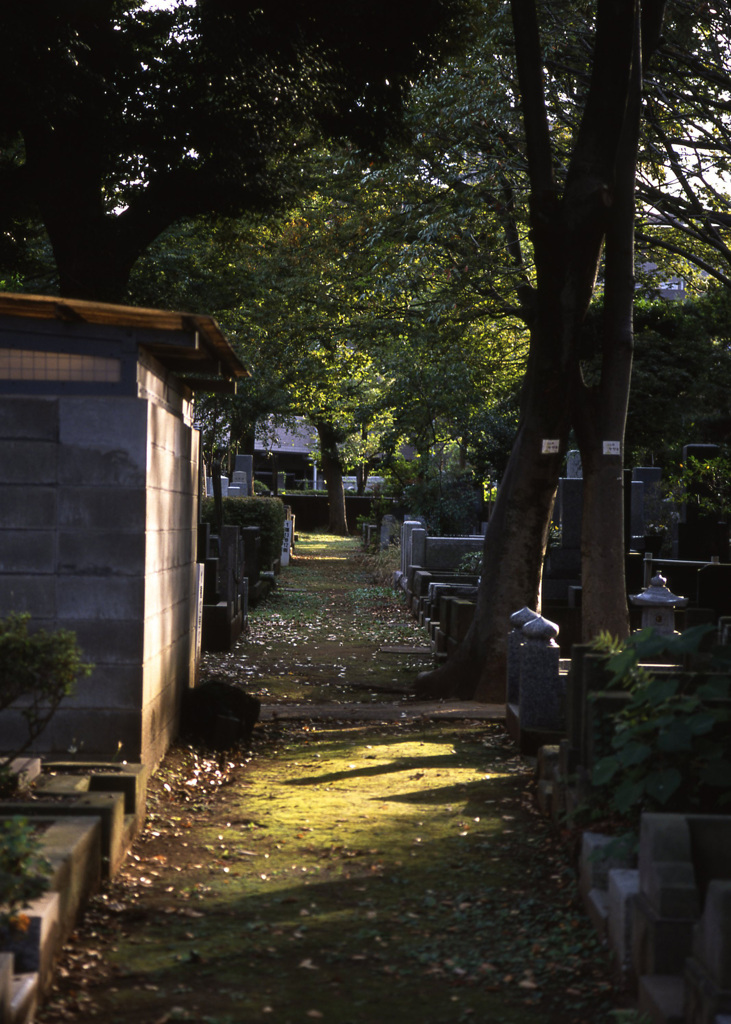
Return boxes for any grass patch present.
[43,723,619,1024]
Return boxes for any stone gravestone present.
[228,470,247,497]
[685,879,731,1023]
[697,563,731,619]
[543,477,582,600]
[240,526,261,586]
[234,453,255,497]
[400,519,426,577]
[633,467,663,529]
[519,614,564,732]
[380,514,399,550]
[629,479,645,549]
[566,449,583,478]
[506,606,539,706]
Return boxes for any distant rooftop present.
[255,418,317,455]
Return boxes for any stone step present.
[638,974,685,1024]
[9,972,38,1024]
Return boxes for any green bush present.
[403,472,479,536]
[0,613,93,782]
[0,817,51,930]
[590,625,731,819]
[457,550,483,575]
[201,497,286,569]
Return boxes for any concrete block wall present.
[0,395,145,759]
[141,361,199,765]
[0,359,200,765]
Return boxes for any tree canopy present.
[0,0,474,301]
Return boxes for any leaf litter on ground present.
[36,533,627,1024]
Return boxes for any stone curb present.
[259,701,506,722]
[0,764,147,1024]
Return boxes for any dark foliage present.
[0,0,474,301]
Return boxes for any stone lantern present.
[630,572,689,635]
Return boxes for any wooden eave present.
[0,292,249,384]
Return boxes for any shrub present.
[457,550,483,575]
[0,613,93,784]
[403,472,479,536]
[201,497,286,569]
[590,625,731,819]
[0,817,51,930]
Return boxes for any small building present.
[0,292,247,766]
[254,418,319,492]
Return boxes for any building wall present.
[0,359,200,765]
[139,356,199,766]
[0,393,147,759]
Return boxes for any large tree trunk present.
[24,124,179,304]
[416,409,568,701]
[575,13,643,643]
[417,0,657,701]
[316,423,349,535]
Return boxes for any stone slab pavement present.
[260,700,505,721]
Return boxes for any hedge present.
[201,497,286,570]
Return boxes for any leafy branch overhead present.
[0,0,475,301]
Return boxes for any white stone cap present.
[522,614,560,643]
[510,606,540,629]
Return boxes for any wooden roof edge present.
[0,291,249,379]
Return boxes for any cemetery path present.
[199,531,504,721]
[35,534,626,1024]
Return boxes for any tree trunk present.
[575,5,647,642]
[416,0,656,701]
[417,314,573,701]
[316,423,349,535]
[24,124,180,304]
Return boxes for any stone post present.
[507,607,539,706]
[400,520,424,576]
[234,453,254,496]
[519,614,564,731]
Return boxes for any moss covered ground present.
[35,534,629,1024]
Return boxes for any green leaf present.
[657,720,693,752]
[686,711,718,736]
[592,757,621,786]
[697,676,731,700]
[709,647,731,669]
[613,779,646,814]
[617,742,653,767]
[631,630,675,661]
[642,677,680,707]
[606,648,639,684]
[699,759,731,788]
[611,726,633,749]
[644,769,682,805]
[664,624,715,655]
